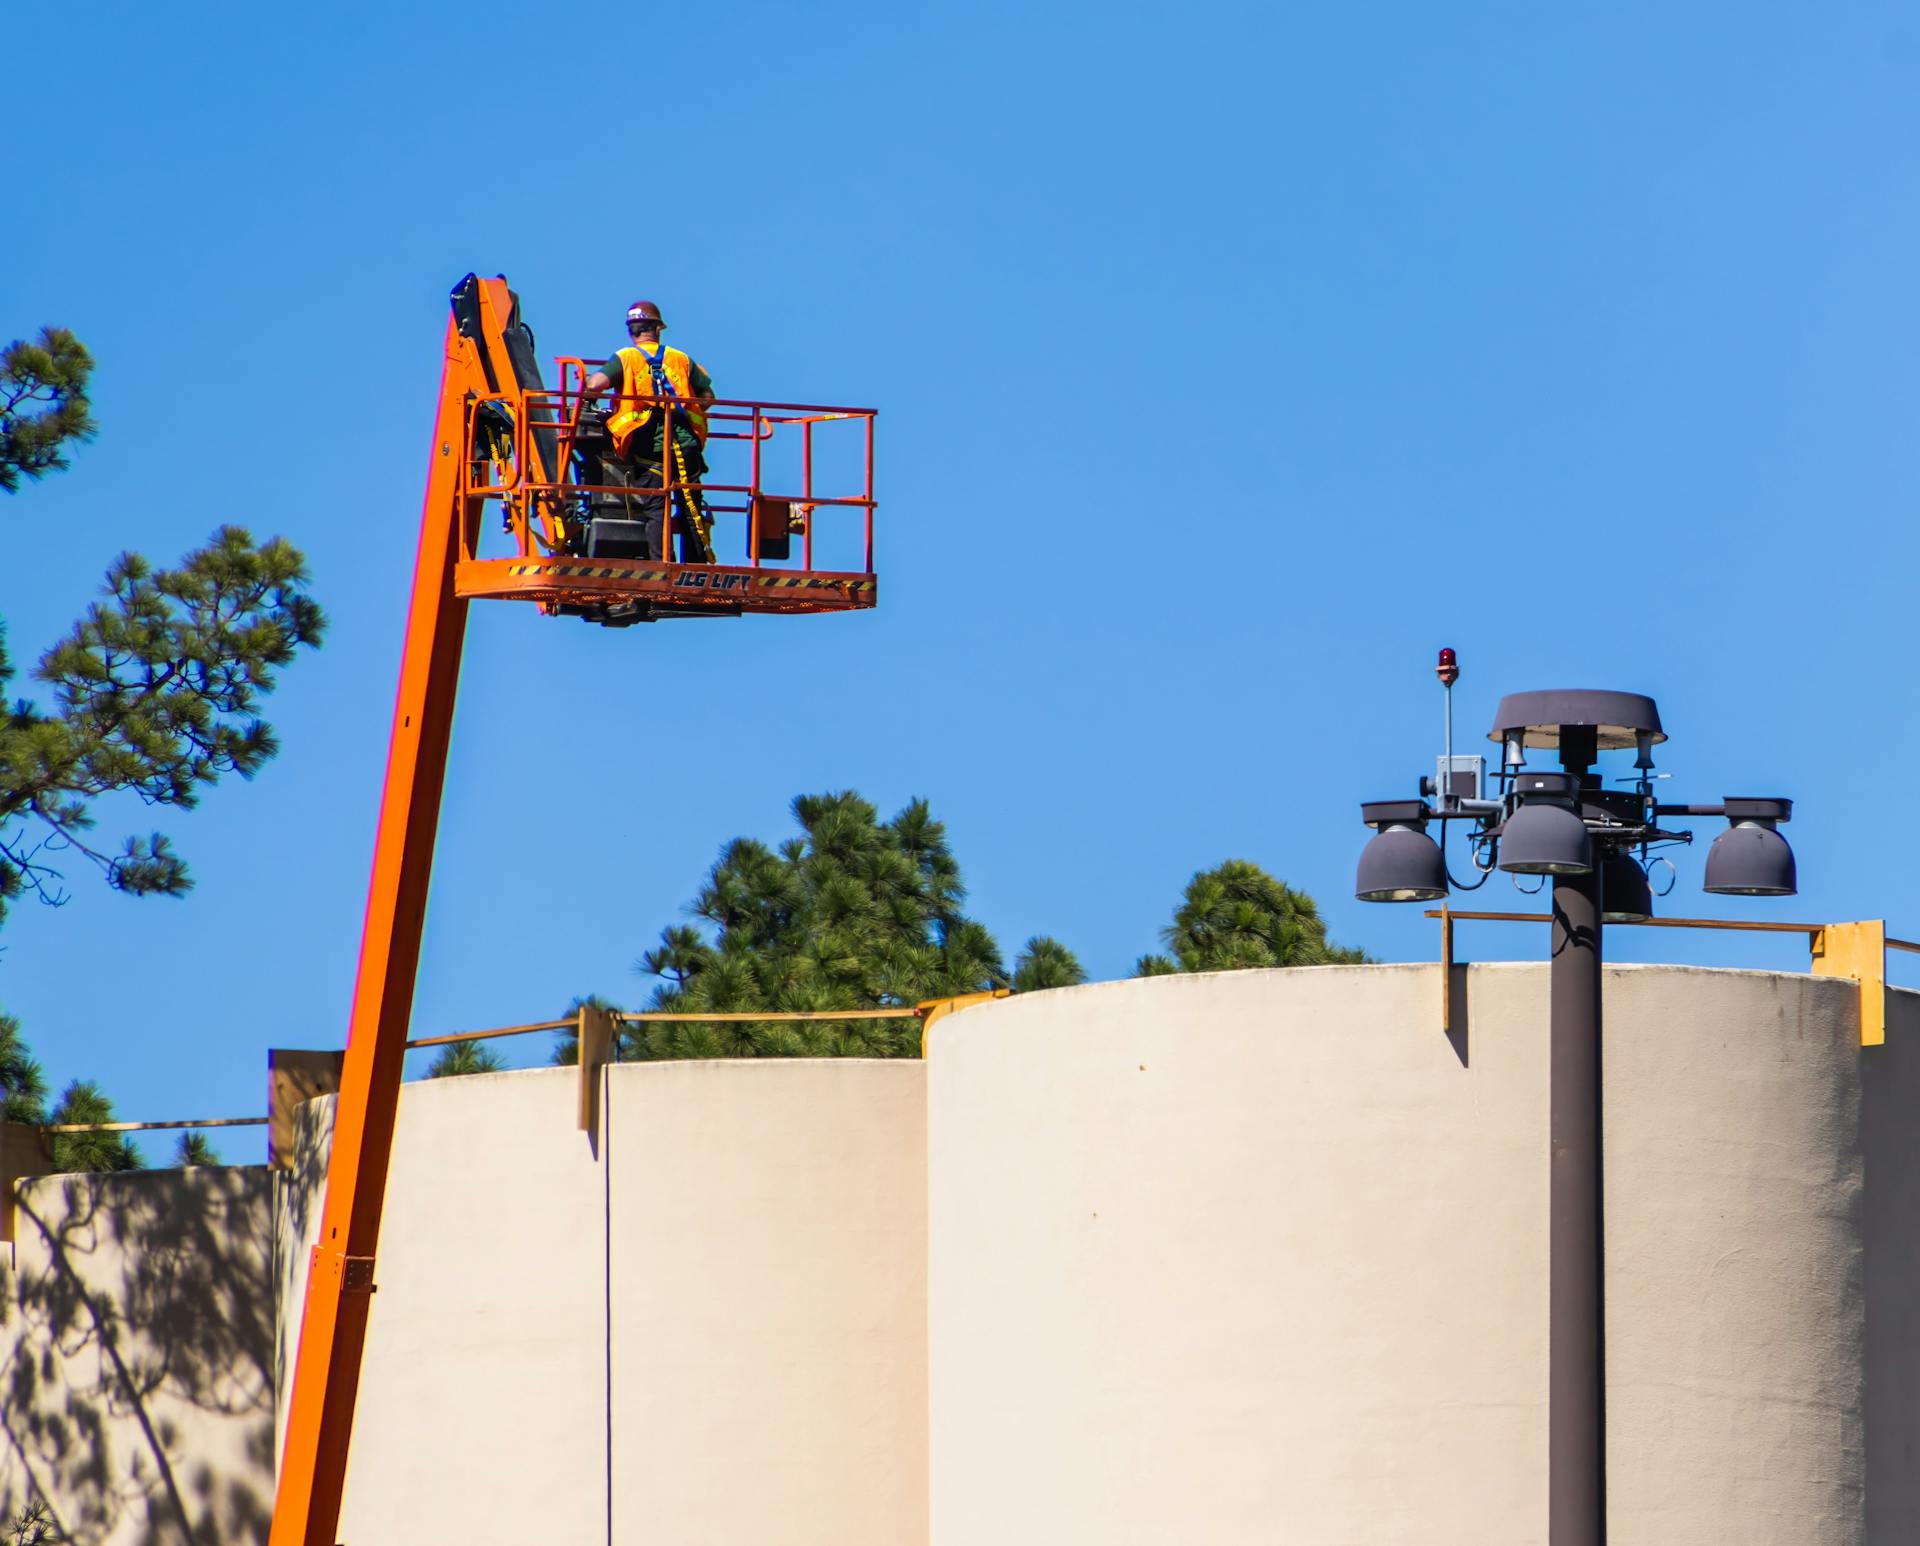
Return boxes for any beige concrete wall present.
[0,1167,276,1546]
[277,1067,605,1544]
[278,1058,928,1546]
[926,963,1916,1546]
[927,963,1550,1546]
[1601,967,1867,1544]
[605,1059,928,1544]
[17,964,1913,1546]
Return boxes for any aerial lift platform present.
[268,275,877,1546]
[449,274,875,623]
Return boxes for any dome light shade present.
[1356,825,1447,902]
[1703,821,1797,896]
[1497,801,1593,875]
[1600,854,1653,923]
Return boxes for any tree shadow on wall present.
[267,1099,332,1481]
[0,1168,275,1545]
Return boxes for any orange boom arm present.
[270,275,877,1545]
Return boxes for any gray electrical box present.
[1435,754,1484,802]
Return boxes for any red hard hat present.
[625,300,664,327]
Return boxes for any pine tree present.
[625,791,1081,1059]
[425,1039,507,1078]
[4,1011,160,1171]
[0,1010,48,1123]
[0,325,326,924]
[3,325,324,1165]
[3,1016,144,1171]
[1137,859,1367,975]
[173,1131,219,1166]
[45,1080,140,1172]
[1011,935,1087,991]
[0,328,94,492]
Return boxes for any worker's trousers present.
[601,451,710,561]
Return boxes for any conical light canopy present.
[1600,854,1653,922]
[1496,802,1593,875]
[1703,821,1796,897]
[1356,826,1447,903]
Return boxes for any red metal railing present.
[459,356,876,575]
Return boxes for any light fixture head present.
[1703,820,1797,897]
[1355,824,1448,903]
[1496,800,1594,875]
[1600,853,1654,923]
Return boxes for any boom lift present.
[267,275,878,1546]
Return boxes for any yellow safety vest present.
[606,344,708,454]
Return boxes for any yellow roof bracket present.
[917,989,1011,1057]
[577,1004,617,1138]
[1811,920,1887,1047]
[0,1122,54,1259]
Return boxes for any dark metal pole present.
[1549,723,1605,1545]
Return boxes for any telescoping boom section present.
[269,274,877,1546]
[448,273,877,623]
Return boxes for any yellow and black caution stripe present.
[507,562,671,582]
[762,575,877,592]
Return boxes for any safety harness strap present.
[637,345,713,563]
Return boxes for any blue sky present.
[7,1,1918,1162]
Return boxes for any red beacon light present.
[1436,647,1460,688]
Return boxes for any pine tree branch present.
[0,823,71,908]
[0,527,322,921]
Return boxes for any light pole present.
[1354,659,1797,1546]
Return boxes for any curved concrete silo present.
[925,963,1918,1546]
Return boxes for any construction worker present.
[581,301,717,562]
